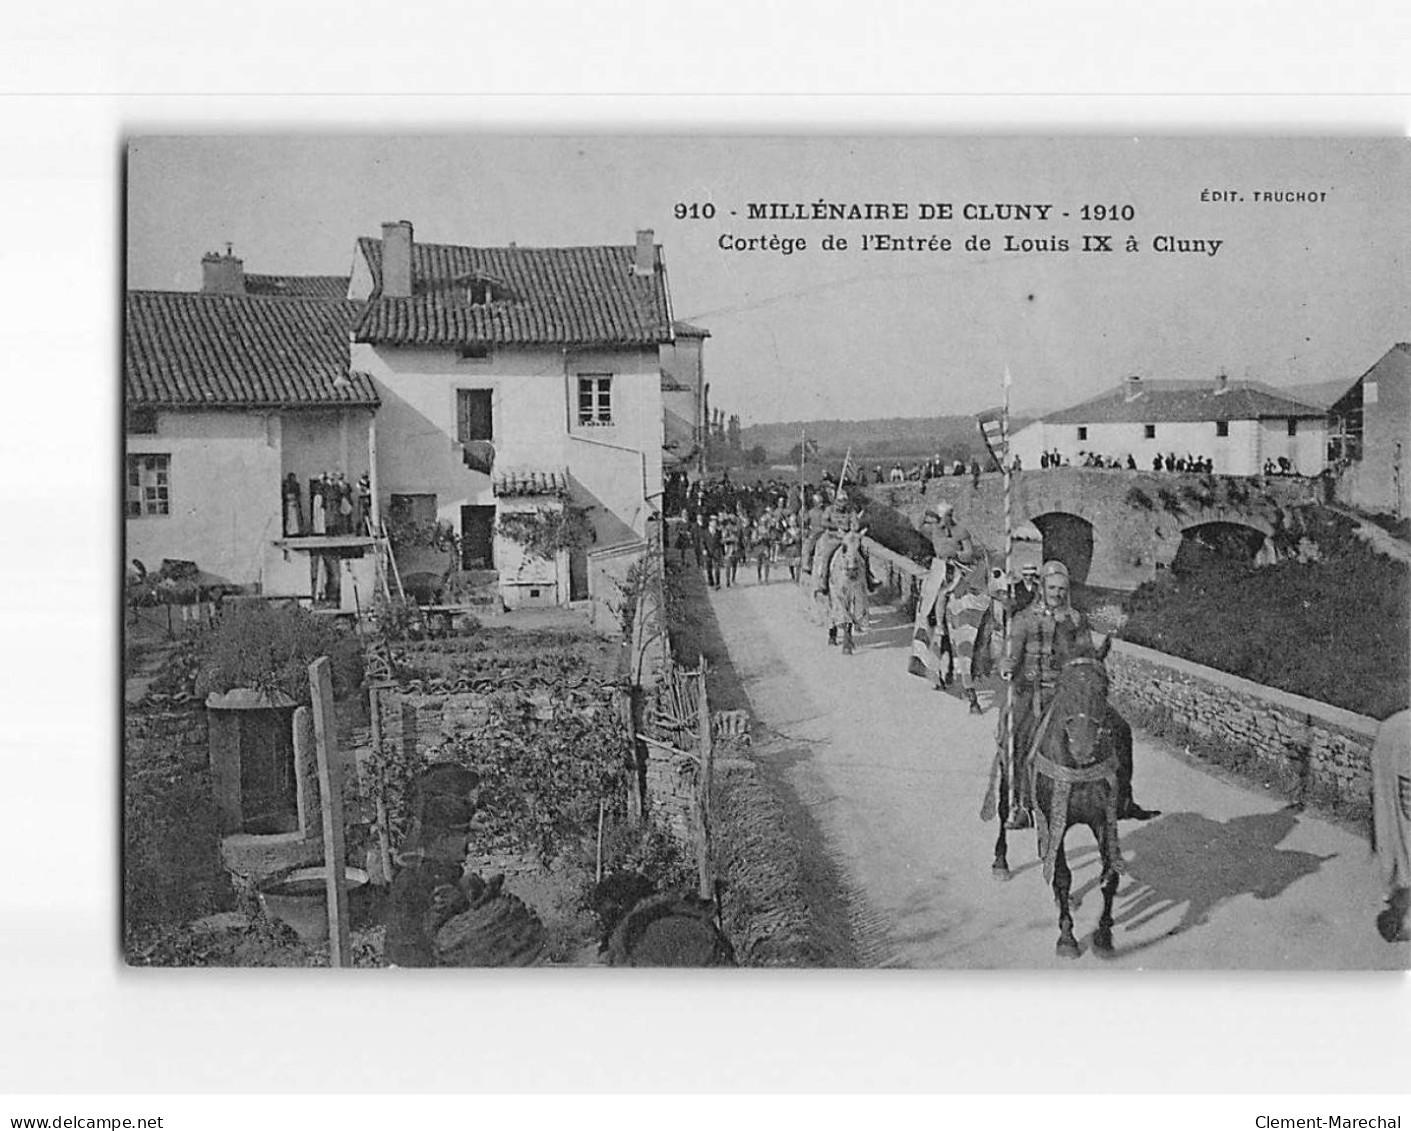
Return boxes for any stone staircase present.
[442,569,504,615]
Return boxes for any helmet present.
[1041,560,1070,580]
[934,501,954,519]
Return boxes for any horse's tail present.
[980,750,1003,822]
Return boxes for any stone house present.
[347,221,673,612]
[125,252,381,610]
[1011,373,1328,476]
[1327,343,1409,517]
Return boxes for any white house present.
[125,253,381,611]
[1011,373,1328,476]
[660,319,709,475]
[347,221,672,612]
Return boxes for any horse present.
[984,628,1154,861]
[992,635,1127,957]
[825,528,871,654]
[908,548,993,713]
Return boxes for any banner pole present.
[1002,366,1018,822]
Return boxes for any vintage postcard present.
[122,135,1410,970]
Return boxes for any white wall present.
[1257,417,1328,476]
[126,411,282,586]
[1021,417,1324,476]
[281,410,371,485]
[354,341,663,558]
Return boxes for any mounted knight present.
[908,500,987,713]
[993,559,1158,830]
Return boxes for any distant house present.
[347,221,673,612]
[1011,373,1328,476]
[660,320,709,475]
[1326,344,1409,516]
[125,251,380,609]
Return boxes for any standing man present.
[702,516,723,590]
[1011,561,1041,613]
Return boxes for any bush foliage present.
[375,688,631,862]
[193,601,364,703]
[1123,541,1410,718]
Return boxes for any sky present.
[127,135,1409,424]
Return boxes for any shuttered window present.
[456,389,493,443]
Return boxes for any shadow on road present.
[1065,804,1337,956]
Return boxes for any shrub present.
[1123,540,1409,717]
[1124,486,1154,511]
[374,687,631,862]
[194,601,364,703]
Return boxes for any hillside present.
[740,414,1034,461]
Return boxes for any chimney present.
[634,228,656,276]
[1123,373,1143,403]
[381,220,414,298]
[201,245,245,295]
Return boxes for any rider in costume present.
[999,560,1156,828]
[909,501,982,708]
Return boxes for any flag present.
[976,408,1007,470]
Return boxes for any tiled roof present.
[245,274,350,300]
[353,238,673,348]
[1045,379,1326,425]
[673,320,711,338]
[492,466,569,498]
[125,291,378,408]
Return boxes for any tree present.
[746,444,768,466]
[727,414,742,453]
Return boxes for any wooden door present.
[460,505,496,570]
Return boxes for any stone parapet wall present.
[1107,639,1379,812]
[873,470,1320,590]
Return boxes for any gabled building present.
[347,221,672,611]
[1327,344,1410,517]
[660,320,709,475]
[125,252,381,610]
[1011,373,1328,476]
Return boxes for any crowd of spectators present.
[1036,448,1218,474]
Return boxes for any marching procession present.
[665,449,1407,955]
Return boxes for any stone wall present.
[874,469,1319,589]
[642,736,696,841]
[124,706,209,771]
[1107,639,1379,813]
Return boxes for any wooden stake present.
[696,662,713,901]
[309,656,352,967]
[368,684,394,886]
[596,799,606,885]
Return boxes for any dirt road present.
[702,573,1406,969]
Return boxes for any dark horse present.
[987,636,1133,957]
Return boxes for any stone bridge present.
[875,469,1322,589]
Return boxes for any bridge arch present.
[1030,511,1094,585]
[1174,519,1273,573]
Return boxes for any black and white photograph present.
[120,134,1409,973]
